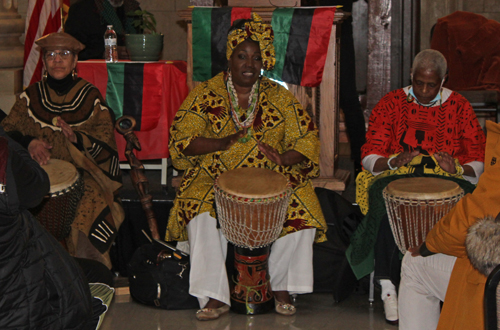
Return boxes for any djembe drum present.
[30,159,84,241]
[214,167,292,315]
[383,177,464,254]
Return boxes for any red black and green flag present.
[192,7,252,82]
[95,62,163,131]
[191,7,336,87]
[265,7,336,87]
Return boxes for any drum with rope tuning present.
[214,167,291,315]
[383,177,464,254]
[30,159,84,241]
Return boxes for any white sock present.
[380,279,397,300]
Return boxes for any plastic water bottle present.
[104,25,118,63]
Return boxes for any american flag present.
[23,0,70,88]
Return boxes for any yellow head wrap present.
[226,13,275,71]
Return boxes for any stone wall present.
[137,0,190,60]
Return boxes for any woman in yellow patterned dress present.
[166,14,326,321]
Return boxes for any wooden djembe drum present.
[214,167,292,315]
[383,177,464,254]
[30,159,84,241]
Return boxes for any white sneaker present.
[383,293,399,325]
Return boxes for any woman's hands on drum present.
[258,142,306,166]
[258,142,283,165]
[54,116,77,143]
[221,128,247,151]
[182,129,247,156]
[434,151,457,174]
[28,139,52,165]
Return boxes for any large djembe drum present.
[30,159,84,241]
[214,167,292,315]
[383,177,464,254]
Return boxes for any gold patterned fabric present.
[226,13,275,71]
[166,72,326,243]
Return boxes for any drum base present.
[230,246,275,315]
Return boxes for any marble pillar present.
[0,0,24,113]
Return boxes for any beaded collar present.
[226,72,260,143]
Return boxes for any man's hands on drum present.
[28,139,52,165]
[390,150,420,169]
[375,150,420,172]
[434,151,458,174]
[54,116,77,143]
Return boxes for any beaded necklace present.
[226,72,259,143]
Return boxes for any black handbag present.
[127,241,199,310]
[313,187,363,302]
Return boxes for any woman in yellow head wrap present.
[167,13,326,321]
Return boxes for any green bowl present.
[125,34,164,61]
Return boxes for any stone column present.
[366,0,392,113]
[0,0,24,113]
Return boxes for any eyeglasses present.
[45,50,73,61]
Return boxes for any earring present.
[43,71,48,81]
[72,69,78,80]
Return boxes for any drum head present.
[41,159,79,194]
[385,177,463,200]
[217,168,288,199]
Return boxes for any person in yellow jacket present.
[398,120,500,330]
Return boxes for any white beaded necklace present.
[226,72,259,142]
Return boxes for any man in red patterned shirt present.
[362,49,485,181]
[349,49,486,325]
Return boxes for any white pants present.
[178,212,316,308]
[399,252,456,330]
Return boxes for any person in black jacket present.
[64,0,141,60]
[0,125,106,330]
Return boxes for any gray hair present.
[411,49,447,79]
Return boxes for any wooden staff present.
[115,116,160,240]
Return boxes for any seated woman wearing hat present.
[166,14,326,321]
[2,32,124,269]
